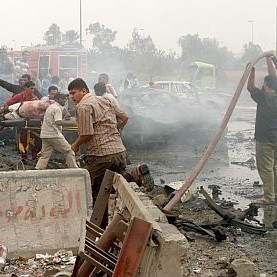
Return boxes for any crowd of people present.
[1,54,276,224]
[0,71,153,229]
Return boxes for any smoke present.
[118,87,223,148]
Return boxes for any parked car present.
[147,81,231,111]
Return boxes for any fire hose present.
[164,51,275,212]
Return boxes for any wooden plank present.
[90,170,115,226]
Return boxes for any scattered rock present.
[200,270,214,277]
[152,194,167,206]
[229,259,259,277]
[217,256,229,269]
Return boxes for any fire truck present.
[7,44,87,80]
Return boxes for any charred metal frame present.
[73,170,155,277]
[200,186,267,235]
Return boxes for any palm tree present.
[43,24,62,46]
[62,30,80,44]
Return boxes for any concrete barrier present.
[112,174,189,277]
[0,168,92,257]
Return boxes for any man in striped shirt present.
[68,78,154,228]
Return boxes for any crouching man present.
[35,92,78,170]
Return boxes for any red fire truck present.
[8,45,87,79]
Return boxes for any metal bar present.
[200,187,267,235]
[71,255,83,277]
[84,244,116,268]
[86,220,104,234]
[86,220,104,242]
[86,238,118,263]
[90,170,115,226]
[79,252,113,276]
[200,186,236,220]
[113,217,152,277]
[86,225,103,240]
[77,213,126,276]
[96,214,127,250]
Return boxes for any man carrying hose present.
[247,56,277,204]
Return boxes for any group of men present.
[0,53,276,227]
[0,73,154,229]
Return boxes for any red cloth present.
[5,90,38,106]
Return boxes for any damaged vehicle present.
[146,80,231,112]
[117,87,226,149]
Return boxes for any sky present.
[1,0,277,55]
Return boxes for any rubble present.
[229,258,259,277]
[0,245,7,268]
[1,250,75,277]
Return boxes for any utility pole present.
[79,0,82,48]
[275,6,277,55]
[248,20,254,43]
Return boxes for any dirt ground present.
[126,91,277,276]
[0,91,276,276]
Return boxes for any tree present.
[127,29,157,55]
[125,29,166,77]
[86,22,117,54]
[43,24,62,46]
[62,30,80,44]
[178,34,234,68]
[178,34,203,66]
[240,42,262,63]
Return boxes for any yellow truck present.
[188,61,216,91]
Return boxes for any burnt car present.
[117,87,224,149]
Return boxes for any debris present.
[200,270,214,277]
[229,258,259,277]
[152,194,167,206]
[253,180,262,187]
[0,244,7,268]
[175,220,227,242]
[208,184,222,201]
[231,157,256,169]
[193,267,202,273]
[200,186,267,235]
[165,181,194,203]
[3,250,76,276]
[217,256,229,269]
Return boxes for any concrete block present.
[156,223,189,277]
[0,168,92,258]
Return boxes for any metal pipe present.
[79,0,82,48]
[77,213,127,276]
[163,51,274,212]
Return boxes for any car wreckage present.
[117,87,227,150]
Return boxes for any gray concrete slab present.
[0,168,92,258]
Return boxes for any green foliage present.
[178,34,234,68]
[43,24,62,46]
[41,22,265,83]
[62,30,80,44]
[86,22,117,54]
[241,42,262,63]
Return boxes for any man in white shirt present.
[98,73,118,97]
[35,92,78,169]
[94,82,120,109]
